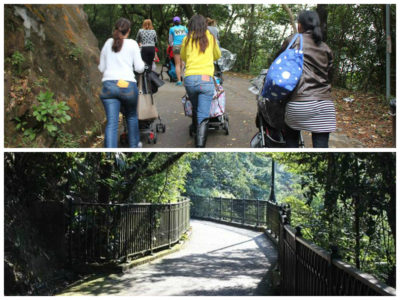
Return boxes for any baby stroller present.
[182,47,236,138]
[160,46,178,82]
[248,69,304,148]
[120,67,166,146]
[183,72,229,137]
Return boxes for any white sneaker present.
[137,142,143,148]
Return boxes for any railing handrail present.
[71,199,190,207]
[190,195,273,203]
[332,259,396,295]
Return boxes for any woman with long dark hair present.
[278,10,336,148]
[180,14,221,147]
[136,19,157,66]
[98,18,145,148]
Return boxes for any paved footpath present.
[94,71,364,148]
[144,71,364,148]
[60,220,278,296]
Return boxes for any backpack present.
[262,33,304,102]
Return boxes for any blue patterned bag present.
[262,33,304,101]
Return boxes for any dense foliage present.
[84,4,395,95]
[184,152,298,201]
[271,152,396,286]
[5,152,190,205]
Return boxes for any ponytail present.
[298,10,322,45]
[112,18,131,53]
[112,29,123,52]
[312,26,323,45]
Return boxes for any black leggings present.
[285,125,330,148]
[141,46,155,66]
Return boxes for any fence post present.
[279,214,288,293]
[118,205,122,260]
[328,245,340,295]
[294,226,303,295]
[125,206,129,262]
[168,203,172,248]
[242,199,245,224]
[68,198,73,265]
[231,199,233,222]
[256,200,259,227]
[208,197,211,218]
[149,205,153,254]
[219,197,222,220]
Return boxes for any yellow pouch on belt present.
[117,80,129,88]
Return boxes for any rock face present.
[4,5,105,147]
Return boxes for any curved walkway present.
[60,219,278,296]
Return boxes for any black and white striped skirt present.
[285,100,336,133]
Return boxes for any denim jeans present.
[100,80,139,148]
[184,75,215,124]
[285,125,330,148]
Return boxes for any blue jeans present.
[100,80,139,148]
[184,75,215,124]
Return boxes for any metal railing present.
[67,200,190,263]
[190,196,288,237]
[278,212,396,295]
[190,196,395,296]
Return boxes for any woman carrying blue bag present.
[272,10,336,148]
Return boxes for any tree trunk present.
[325,153,337,244]
[282,4,297,34]
[98,156,112,204]
[181,4,194,19]
[246,4,256,71]
[352,157,361,269]
[316,4,328,41]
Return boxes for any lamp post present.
[269,159,276,203]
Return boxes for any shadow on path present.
[60,220,278,296]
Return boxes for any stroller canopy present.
[217,48,237,72]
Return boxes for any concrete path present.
[142,72,364,148]
[94,71,364,148]
[60,220,278,296]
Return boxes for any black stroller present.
[120,68,166,146]
[249,69,304,148]
[160,45,178,82]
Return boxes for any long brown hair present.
[112,18,131,52]
[185,14,214,54]
[206,17,216,26]
[142,19,154,30]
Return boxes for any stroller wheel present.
[189,124,194,137]
[156,124,162,133]
[156,123,166,133]
[162,124,166,133]
[224,120,229,135]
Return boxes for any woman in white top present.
[98,18,145,148]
